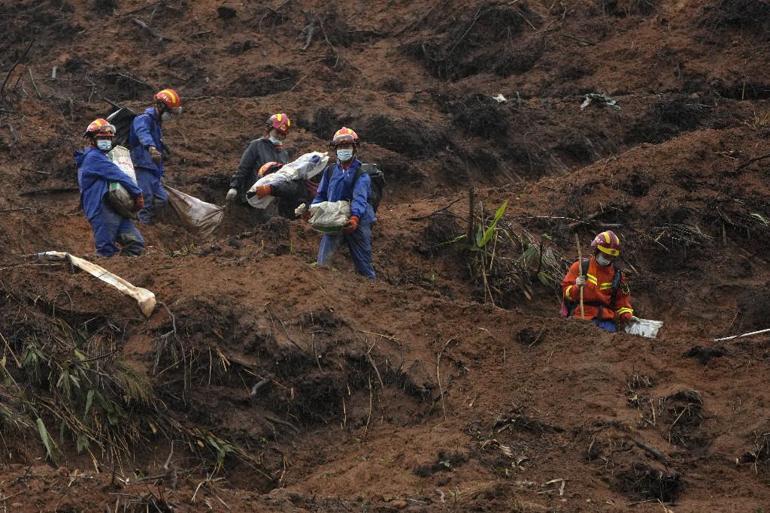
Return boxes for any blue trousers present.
[135,167,168,224]
[89,204,145,257]
[593,319,618,333]
[317,222,375,279]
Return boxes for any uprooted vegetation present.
[0,280,256,473]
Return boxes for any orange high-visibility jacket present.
[561,257,634,321]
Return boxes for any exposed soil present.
[2,0,770,511]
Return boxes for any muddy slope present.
[2,1,770,512]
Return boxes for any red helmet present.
[84,118,116,138]
[267,113,291,135]
[257,161,284,177]
[154,88,182,112]
[591,230,621,257]
[330,127,359,147]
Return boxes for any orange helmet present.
[84,118,116,138]
[591,230,621,257]
[154,88,182,112]
[330,127,359,147]
[257,161,284,177]
[267,113,291,135]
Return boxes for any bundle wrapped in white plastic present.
[309,200,351,233]
[247,151,329,209]
[624,318,663,339]
[106,145,138,218]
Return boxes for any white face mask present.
[596,254,612,266]
[337,148,353,162]
[161,111,173,122]
[268,135,284,146]
[96,139,112,152]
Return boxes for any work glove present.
[343,215,359,235]
[575,275,586,287]
[619,312,633,324]
[255,185,272,199]
[148,146,162,164]
[225,188,238,202]
[132,195,145,212]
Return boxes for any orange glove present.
[343,215,359,235]
[255,185,272,198]
[132,195,145,212]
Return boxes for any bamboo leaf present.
[36,418,58,463]
[476,200,509,248]
[84,390,94,418]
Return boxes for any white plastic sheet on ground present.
[308,200,351,233]
[166,186,224,238]
[247,151,329,209]
[37,251,156,318]
[106,145,139,217]
[624,318,663,339]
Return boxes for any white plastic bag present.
[309,200,351,233]
[106,145,138,217]
[166,186,224,237]
[624,318,663,339]
[247,151,329,209]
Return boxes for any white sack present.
[309,200,351,233]
[166,186,224,238]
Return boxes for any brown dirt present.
[2,0,770,511]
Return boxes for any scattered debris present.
[580,93,621,111]
[714,327,770,342]
[491,93,507,103]
[683,345,728,365]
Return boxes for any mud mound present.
[362,115,448,159]
[448,94,510,139]
[626,95,711,144]
[701,0,770,33]
[402,2,543,80]
[226,66,300,97]
[599,0,659,17]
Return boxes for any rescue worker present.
[75,119,145,257]
[226,113,291,204]
[561,230,635,332]
[312,127,376,279]
[128,88,182,224]
[250,161,319,219]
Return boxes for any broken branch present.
[0,41,33,99]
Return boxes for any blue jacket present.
[128,107,164,175]
[76,147,142,221]
[312,159,375,224]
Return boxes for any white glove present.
[226,188,238,202]
[294,203,308,218]
[575,275,586,287]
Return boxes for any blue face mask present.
[96,139,112,152]
[337,149,353,162]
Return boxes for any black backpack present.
[323,162,385,211]
[106,107,137,148]
[560,258,622,318]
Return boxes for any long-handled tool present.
[575,233,585,319]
